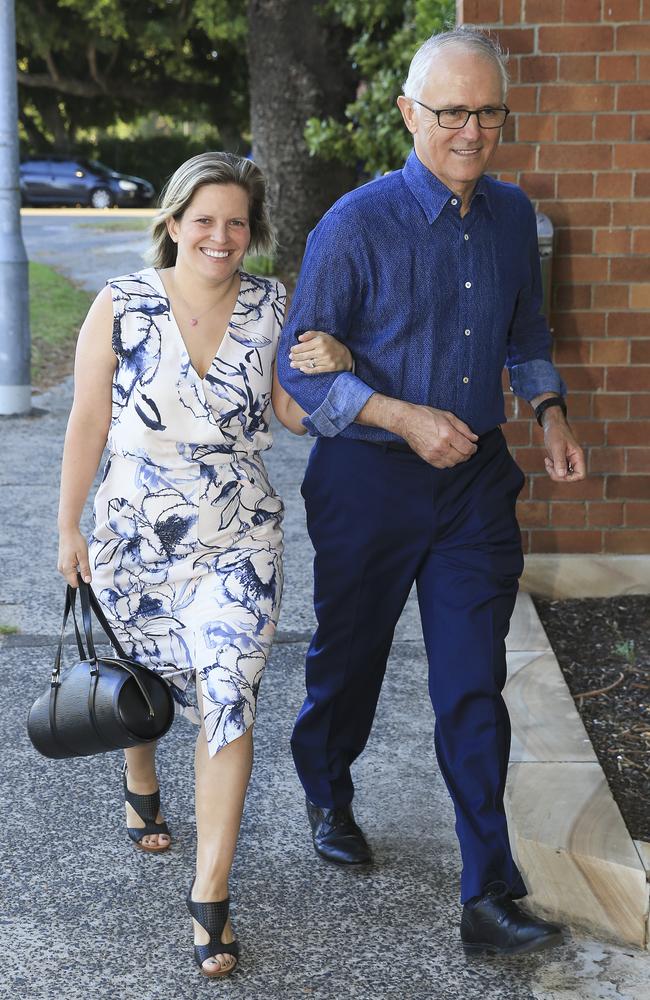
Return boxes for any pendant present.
[190,318,198,327]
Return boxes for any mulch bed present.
[533,595,650,843]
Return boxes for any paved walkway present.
[1,213,648,1000]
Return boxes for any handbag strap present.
[51,585,87,684]
[76,575,129,661]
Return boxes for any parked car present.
[20,156,155,208]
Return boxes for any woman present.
[57,151,352,978]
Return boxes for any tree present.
[247,0,358,280]
[305,0,455,176]
[16,0,249,151]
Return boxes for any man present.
[277,26,585,955]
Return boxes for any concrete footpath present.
[1,214,649,1000]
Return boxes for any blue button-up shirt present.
[277,150,565,439]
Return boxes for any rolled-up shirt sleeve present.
[277,210,375,436]
[506,199,567,402]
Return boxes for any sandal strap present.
[187,890,239,967]
[127,820,170,843]
[123,770,161,826]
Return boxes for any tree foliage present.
[305,0,455,177]
[16,0,248,150]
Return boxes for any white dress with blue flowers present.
[88,267,285,756]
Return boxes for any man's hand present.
[541,408,586,482]
[395,403,478,468]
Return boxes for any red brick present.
[554,256,609,282]
[509,87,539,114]
[639,53,650,76]
[625,501,650,525]
[615,143,650,168]
[516,500,550,528]
[550,502,587,527]
[491,145,536,171]
[630,394,650,417]
[502,0,524,23]
[617,24,650,50]
[558,55,598,82]
[606,367,650,391]
[561,420,605,445]
[567,395,593,419]
[538,144,612,169]
[532,477,605,501]
[553,311,606,338]
[629,285,650,307]
[494,28,536,54]
[520,172,556,198]
[607,475,650,499]
[457,0,500,19]
[502,421,531,446]
[564,0,604,19]
[529,530,603,553]
[594,114,633,141]
[634,116,650,142]
[610,257,650,281]
[518,116,556,142]
[593,285,629,309]
[513,447,546,474]
[595,172,633,198]
[612,200,650,225]
[592,393,629,419]
[555,285,592,309]
[554,339,591,364]
[526,0,563,18]
[608,311,650,336]
[541,200,610,228]
[634,174,650,197]
[632,230,650,254]
[588,501,624,527]
[555,172,595,199]
[618,85,650,109]
[521,56,558,83]
[631,340,650,363]
[591,339,629,363]
[538,26,614,52]
[589,447,626,473]
[559,365,606,391]
[608,421,650,445]
[627,449,650,472]
[594,229,632,254]
[556,114,594,141]
[540,85,614,112]
[603,0,642,19]
[598,54,638,80]
[604,530,650,553]
[556,228,594,255]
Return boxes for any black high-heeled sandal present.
[186,881,240,978]
[122,763,171,853]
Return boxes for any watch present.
[534,396,567,427]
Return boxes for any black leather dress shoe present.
[461,884,563,955]
[305,798,372,865]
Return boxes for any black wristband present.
[535,396,567,427]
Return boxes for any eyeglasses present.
[409,99,510,129]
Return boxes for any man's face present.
[398,48,505,199]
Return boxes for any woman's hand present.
[58,527,92,587]
[289,330,353,374]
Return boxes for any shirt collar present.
[402,149,495,222]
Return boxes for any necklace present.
[170,275,235,327]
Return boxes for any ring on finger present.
[310,359,317,369]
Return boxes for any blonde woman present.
[57,152,352,977]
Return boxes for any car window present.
[52,161,82,176]
[21,160,51,174]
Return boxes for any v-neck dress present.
[87,267,285,755]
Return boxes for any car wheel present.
[90,187,113,209]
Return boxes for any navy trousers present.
[291,427,528,903]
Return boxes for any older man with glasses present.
[278,25,584,955]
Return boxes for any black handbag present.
[27,578,175,759]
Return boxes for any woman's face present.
[168,182,251,281]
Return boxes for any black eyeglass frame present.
[409,99,510,129]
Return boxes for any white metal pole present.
[0,0,30,415]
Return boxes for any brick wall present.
[457,0,650,554]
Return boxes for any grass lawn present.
[79,218,151,232]
[30,261,92,389]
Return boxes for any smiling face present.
[397,46,505,206]
[167,182,251,283]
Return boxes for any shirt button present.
[464,234,470,241]
[465,281,472,288]
[463,376,469,384]
[451,198,458,206]
[464,329,471,336]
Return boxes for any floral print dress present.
[88,267,285,755]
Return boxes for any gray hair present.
[146,151,275,270]
[403,25,509,102]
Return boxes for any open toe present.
[186,880,239,978]
[123,763,171,853]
